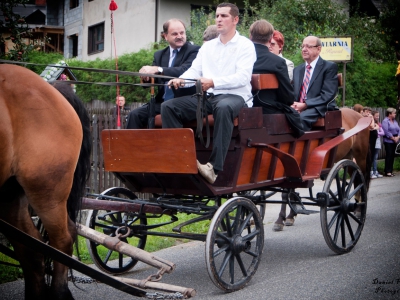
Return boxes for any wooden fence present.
[85,101,390,194]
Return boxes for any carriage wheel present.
[320,159,367,254]
[235,190,276,221]
[86,187,147,274]
[205,197,264,291]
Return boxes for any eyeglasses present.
[300,44,319,49]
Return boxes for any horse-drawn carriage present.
[0,64,370,298]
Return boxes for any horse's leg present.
[30,194,75,299]
[22,169,76,300]
[0,179,47,299]
[285,190,300,226]
[273,191,289,231]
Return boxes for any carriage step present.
[295,209,319,215]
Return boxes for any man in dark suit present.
[291,35,338,131]
[126,19,200,129]
[249,20,304,137]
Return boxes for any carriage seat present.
[154,114,239,128]
[154,74,278,128]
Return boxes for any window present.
[70,0,79,9]
[88,22,104,55]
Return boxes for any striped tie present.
[299,64,312,103]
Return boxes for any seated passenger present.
[126,19,200,129]
[291,36,338,131]
[268,30,294,81]
[249,20,304,138]
[202,25,219,43]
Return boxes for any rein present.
[195,80,210,148]
[0,59,197,84]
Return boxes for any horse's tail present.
[53,83,91,224]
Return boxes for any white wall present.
[81,0,156,61]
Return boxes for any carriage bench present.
[153,73,341,129]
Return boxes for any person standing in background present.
[382,107,400,177]
[370,110,384,178]
[112,95,130,128]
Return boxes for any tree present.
[379,0,400,52]
[0,0,33,61]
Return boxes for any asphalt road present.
[1,175,399,300]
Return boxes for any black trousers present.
[126,103,161,129]
[384,142,396,174]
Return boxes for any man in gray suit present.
[291,35,338,131]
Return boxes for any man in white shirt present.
[161,3,256,184]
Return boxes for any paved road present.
[1,176,399,300]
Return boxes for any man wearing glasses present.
[291,35,338,131]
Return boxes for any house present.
[1,0,384,62]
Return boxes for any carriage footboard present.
[102,129,198,174]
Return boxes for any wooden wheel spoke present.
[244,249,259,258]
[334,174,342,201]
[229,254,235,284]
[217,251,232,278]
[333,214,343,244]
[348,212,363,224]
[348,183,363,200]
[340,217,346,247]
[327,205,340,211]
[345,171,357,195]
[103,249,113,264]
[233,205,242,234]
[328,211,339,230]
[235,254,248,277]
[238,211,253,233]
[213,244,230,258]
[216,231,231,243]
[224,214,232,237]
[243,229,260,242]
[328,189,340,204]
[344,214,355,241]
[340,166,348,198]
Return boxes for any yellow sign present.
[320,36,353,62]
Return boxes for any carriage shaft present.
[77,224,175,274]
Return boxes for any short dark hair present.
[203,25,218,41]
[163,19,186,34]
[249,20,274,44]
[217,3,239,18]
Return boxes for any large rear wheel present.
[320,159,367,254]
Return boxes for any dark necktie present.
[299,64,312,103]
[164,49,178,101]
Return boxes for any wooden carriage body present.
[101,108,344,197]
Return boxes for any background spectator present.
[381,107,400,176]
[370,110,384,178]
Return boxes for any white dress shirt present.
[279,53,294,81]
[180,31,256,106]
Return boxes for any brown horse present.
[273,107,371,230]
[0,64,91,299]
